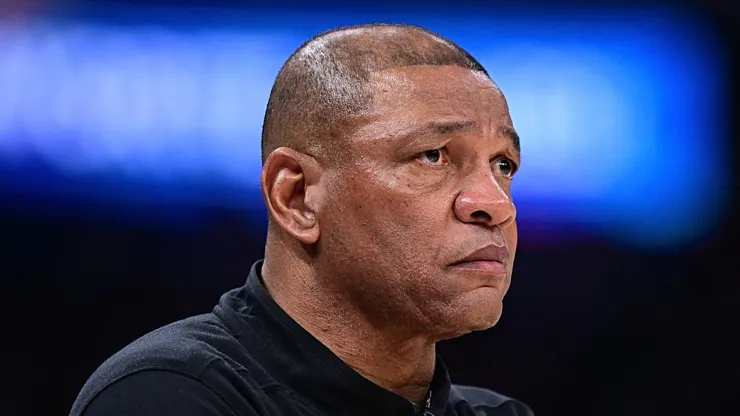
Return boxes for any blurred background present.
[1,0,736,415]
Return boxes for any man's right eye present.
[419,148,448,166]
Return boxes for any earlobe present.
[261,148,322,245]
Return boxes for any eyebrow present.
[426,120,477,135]
[420,120,521,153]
[499,125,521,153]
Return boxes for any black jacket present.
[71,261,534,416]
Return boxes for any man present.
[71,24,532,415]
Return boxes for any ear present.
[261,147,323,244]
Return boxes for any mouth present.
[448,244,510,278]
[449,259,507,276]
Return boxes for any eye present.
[493,158,517,179]
[419,148,449,166]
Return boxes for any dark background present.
[2,0,737,415]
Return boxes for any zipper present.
[420,390,434,416]
[410,389,433,415]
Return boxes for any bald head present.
[260,24,490,164]
[260,22,520,350]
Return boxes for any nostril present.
[470,210,492,222]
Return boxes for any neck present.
[261,256,436,403]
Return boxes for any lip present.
[448,244,510,277]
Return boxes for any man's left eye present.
[493,158,517,178]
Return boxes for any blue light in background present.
[0,7,729,248]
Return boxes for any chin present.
[435,299,504,340]
[459,302,503,331]
[435,313,501,340]
[467,309,503,331]
[464,284,505,324]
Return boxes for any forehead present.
[365,65,511,124]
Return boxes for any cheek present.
[352,184,440,236]
[505,222,518,255]
[334,180,444,257]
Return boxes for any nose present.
[453,174,516,229]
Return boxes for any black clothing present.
[71,261,534,415]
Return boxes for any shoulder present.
[89,313,235,379]
[73,368,245,416]
[449,384,535,415]
[71,314,251,415]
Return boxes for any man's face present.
[317,65,520,339]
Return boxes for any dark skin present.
[261,65,520,403]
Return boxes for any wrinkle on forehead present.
[365,66,510,124]
[370,65,503,96]
[341,66,517,158]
